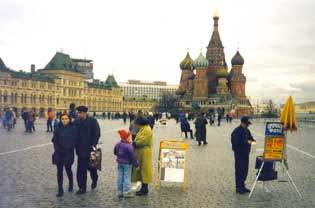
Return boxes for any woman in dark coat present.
[52,113,78,197]
[180,118,194,139]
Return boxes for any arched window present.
[4,91,8,103]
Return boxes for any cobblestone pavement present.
[0,118,314,208]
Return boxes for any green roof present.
[0,57,9,72]
[88,82,112,90]
[10,70,56,83]
[105,75,119,87]
[44,52,77,71]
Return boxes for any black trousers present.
[77,157,98,190]
[57,164,73,191]
[47,120,53,132]
[183,129,193,138]
[234,152,249,189]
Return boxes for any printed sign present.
[265,122,284,136]
[157,140,188,191]
[263,136,285,161]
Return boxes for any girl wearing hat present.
[52,113,78,197]
[114,129,139,198]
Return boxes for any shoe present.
[68,183,73,192]
[136,189,148,196]
[236,189,246,194]
[198,142,201,146]
[124,191,135,198]
[56,190,64,197]
[76,189,86,195]
[243,187,251,193]
[117,192,123,198]
[91,181,97,189]
[203,142,208,145]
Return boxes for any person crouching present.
[52,113,78,197]
[114,129,140,198]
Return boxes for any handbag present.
[89,147,102,171]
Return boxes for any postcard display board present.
[249,122,302,199]
[157,140,188,192]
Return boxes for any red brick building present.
[176,12,251,118]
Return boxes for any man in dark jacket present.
[231,116,256,194]
[194,113,208,146]
[74,106,101,195]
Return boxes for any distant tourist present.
[114,129,139,198]
[194,113,208,146]
[231,116,256,194]
[27,109,36,133]
[47,108,54,132]
[181,118,194,139]
[22,109,28,132]
[52,113,78,197]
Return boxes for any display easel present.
[157,139,188,192]
[249,122,302,199]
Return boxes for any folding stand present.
[249,160,302,199]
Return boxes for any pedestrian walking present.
[231,116,256,194]
[52,113,78,197]
[114,129,140,198]
[122,112,127,124]
[217,114,222,126]
[74,106,101,195]
[22,110,28,132]
[194,113,208,146]
[47,108,54,132]
[5,108,14,131]
[27,109,36,132]
[181,118,194,139]
[131,116,153,196]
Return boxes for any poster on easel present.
[263,122,285,161]
[157,140,188,192]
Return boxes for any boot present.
[76,188,86,195]
[56,188,64,197]
[91,180,97,189]
[136,184,148,196]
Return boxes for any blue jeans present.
[117,163,131,193]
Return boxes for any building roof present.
[105,75,119,88]
[193,52,209,68]
[180,52,193,70]
[231,50,244,65]
[44,52,77,71]
[10,70,56,83]
[207,15,223,48]
[0,57,9,72]
[71,58,93,63]
[216,67,229,78]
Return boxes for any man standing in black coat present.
[74,106,101,195]
[194,113,208,146]
[231,116,256,194]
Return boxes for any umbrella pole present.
[279,131,289,182]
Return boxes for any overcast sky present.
[0,0,314,104]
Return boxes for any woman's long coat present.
[131,125,153,184]
[52,123,78,166]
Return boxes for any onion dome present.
[193,52,209,68]
[231,50,244,65]
[216,67,228,78]
[180,52,193,70]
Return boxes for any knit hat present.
[118,129,131,142]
